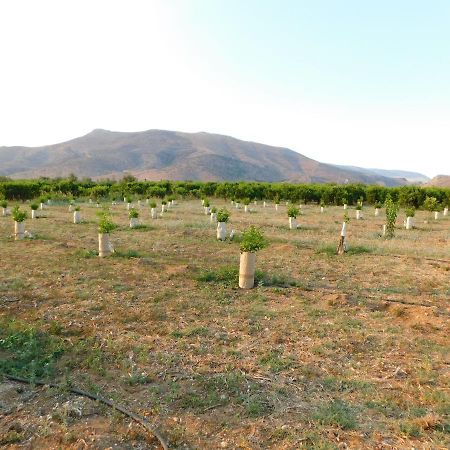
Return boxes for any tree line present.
[0,177,449,208]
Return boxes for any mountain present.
[0,129,407,185]
[334,165,430,183]
[425,175,450,187]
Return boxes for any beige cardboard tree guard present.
[239,252,256,289]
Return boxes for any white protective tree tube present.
[126,203,131,210]
[434,211,439,220]
[151,208,158,219]
[204,206,211,215]
[244,205,249,213]
[210,212,217,223]
[73,211,81,223]
[217,222,227,240]
[130,218,139,228]
[14,221,25,240]
[341,221,348,250]
[263,201,266,207]
[31,210,37,219]
[239,252,256,289]
[40,203,44,210]
[161,205,166,213]
[98,233,113,257]
[343,204,348,210]
[289,217,297,229]
[356,210,361,220]
[235,203,240,209]
[444,207,448,216]
[375,208,380,216]
[405,217,414,230]
[275,204,279,211]
[69,204,73,212]
[2,208,6,217]
[382,224,386,236]
[320,206,324,213]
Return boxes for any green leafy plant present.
[342,198,348,205]
[217,208,230,223]
[243,198,250,205]
[126,196,132,203]
[128,208,139,219]
[385,195,399,238]
[273,195,280,204]
[405,207,415,217]
[161,200,167,205]
[0,200,7,208]
[423,196,439,212]
[39,197,47,204]
[320,200,325,208]
[149,201,157,208]
[240,226,268,253]
[287,206,300,218]
[203,199,210,207]
[74,206,81,212]
[30,203,39,211]
[374,202,382,209]
[355,204,362,211]
[98,212,116,234]
[12,206,27,222]
[343,213,350,223]
[211,207,217,213]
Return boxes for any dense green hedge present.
[0,178,448,208]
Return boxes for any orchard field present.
[1,198,449,449]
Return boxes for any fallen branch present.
[4,374,169,450]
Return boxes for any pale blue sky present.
[0,0,449,176]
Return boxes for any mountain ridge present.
[0,129,429,186]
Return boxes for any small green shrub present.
[128,208,139,219]
[126,196,132,203]
[0,200,7,208]
[30,203,39,210]
[423,196,439,212]
[217,208,230,223]
[211,207,217,213]
[161,200,167,205]
[150,201,157,208]
[405,207,415,217]
[74,206,81,211]
[385,195,399,238]
[374,202,382,209]
[98,212,116,234]
[287,206,300,218]
[240,226,268,253]
[355,205,362,210]
[12,206,27,222]
[203,199,210,207]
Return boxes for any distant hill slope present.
[425,175,450,187]
[0,129,406,185]
[335,165,430,183]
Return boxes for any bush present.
[126,196,132,203]
[240,226,268,253]
[385,195,399,238]
[1,200,8,208]
[374,202,382,209]
[287,206,300,218]
[405,207,415,217]
[30,203,39,210]
[129,208,139,219]
[211,207,217,213]
[355,205,362,210]
[12,206,27,222]
[217,208,230,223]
[161,200,167,205]
[74,206,81,211]
[204,199,210,207]
[149,201,157,208]
[98,212,116,234]
[423,196,439,212]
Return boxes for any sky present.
[0,0,449,177]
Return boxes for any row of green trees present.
[0,178,449,208]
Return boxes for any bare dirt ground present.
[1,200,449,449]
